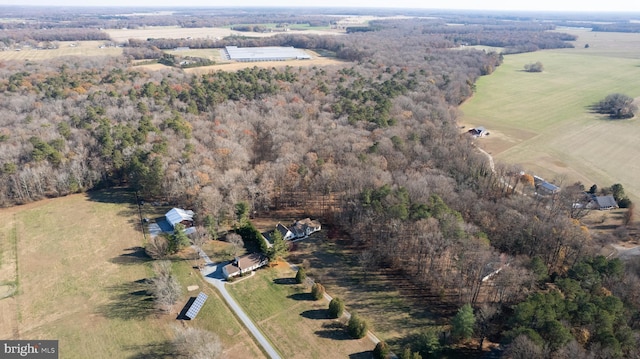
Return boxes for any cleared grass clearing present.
[251,216,438,348]
[289,234,438,350]
[454,45,506,53]
[224,23,332,31]
[184,53,346,74]
[460,31,640,202]
[166,48,223,60]
[227,264,375,358]
[0,41,121,61]
[0,189,262,358]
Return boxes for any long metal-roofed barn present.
[224,46,311,62]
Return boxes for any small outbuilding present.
[468,126,488,138]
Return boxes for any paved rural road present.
[193,246,282,359]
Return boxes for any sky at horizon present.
[1,0,640,13]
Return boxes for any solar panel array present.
[185,292,208,320]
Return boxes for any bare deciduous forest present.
[1,7,640,358]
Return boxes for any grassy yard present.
[170,257,267,359]
[460,30,640,202]
[227,263,375,359]
[0,189,263,359]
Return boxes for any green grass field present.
[227,264,375,359]
[460,29,640,202]
[0,189,263,359]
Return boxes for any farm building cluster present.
[533,176,619,210]
[224,218,321,279]
[146,209,321,280]
[223,46,311,62]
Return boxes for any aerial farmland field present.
[460,28,640,202]
[0,41,122,61]
[0,190,263,359]
[104,26,342,43]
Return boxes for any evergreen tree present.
[373,341,390,359]
[203,214,218,240]
[295,267,306,284]
[451,303,475,341]
[267,227,288,261]
[347,313,369,339]
[328,297,344,318]
[311,282,325,301]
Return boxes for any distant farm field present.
[0,41,121,61]
[134,49,346,73]
[105,26,342,43]
[0,190,262,359]
[460,29,640,202]
[184,55,346,74]
[166,47,223,61]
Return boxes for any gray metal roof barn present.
[224,46,311,62]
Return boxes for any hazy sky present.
[0,0,639,13]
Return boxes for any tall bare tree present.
[172,325,223,359]
[148,260,182,313]
[226,232,244,257]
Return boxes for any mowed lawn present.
[460,29,640,202]
[0,189,263,359]
[170,258,267,359]
[227,264,375,359]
